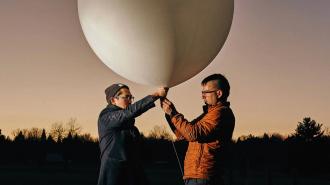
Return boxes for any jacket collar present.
[203,101,230,113]
[106,104,122,111]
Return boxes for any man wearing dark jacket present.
[97,83,167,185]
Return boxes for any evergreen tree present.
[41,129,47,144]
[295,117,324,142]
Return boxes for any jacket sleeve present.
[165,114,185,141]
[99,95,158,129]
[170,108,222,142]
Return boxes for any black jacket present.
[97,95,157,185]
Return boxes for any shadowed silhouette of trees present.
[294,117,324,142]
[147,125,173,141]
[0,116,329,180]
[50,122,66,143]
[0,129,6,143]
[0,119,100,168]
[65,118,82,136]
[140,126,175,163]
[285,117,329,174]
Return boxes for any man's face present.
[202,81,222,106]
[111,88,133,109]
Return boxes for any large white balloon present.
[78,0,233,87]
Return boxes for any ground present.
[0,163,329,185]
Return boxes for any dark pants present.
[98,159,149,185]
[184,177,224,185]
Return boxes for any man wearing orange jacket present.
[161,74,235,185]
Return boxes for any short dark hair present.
[201,73,230,102]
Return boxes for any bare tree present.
[148,125,173,140]
[65,118,82,136]
[27,127,43,140]
[50,122,65,142]
[325,127,330,136]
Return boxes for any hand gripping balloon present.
[78,0,234,87]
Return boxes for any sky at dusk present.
[0,0,329,139]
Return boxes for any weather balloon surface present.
[78,0,234,87]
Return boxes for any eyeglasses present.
[116,95,134,101]
[201,90,218,95]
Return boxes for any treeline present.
[231,117,330,175]
[0,118,98,166]
[0,117,329,175]
[143,117,330,175]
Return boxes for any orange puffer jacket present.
[168,102,235,179]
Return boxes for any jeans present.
[184,177,224,185]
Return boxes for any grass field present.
[0,163,329,185]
